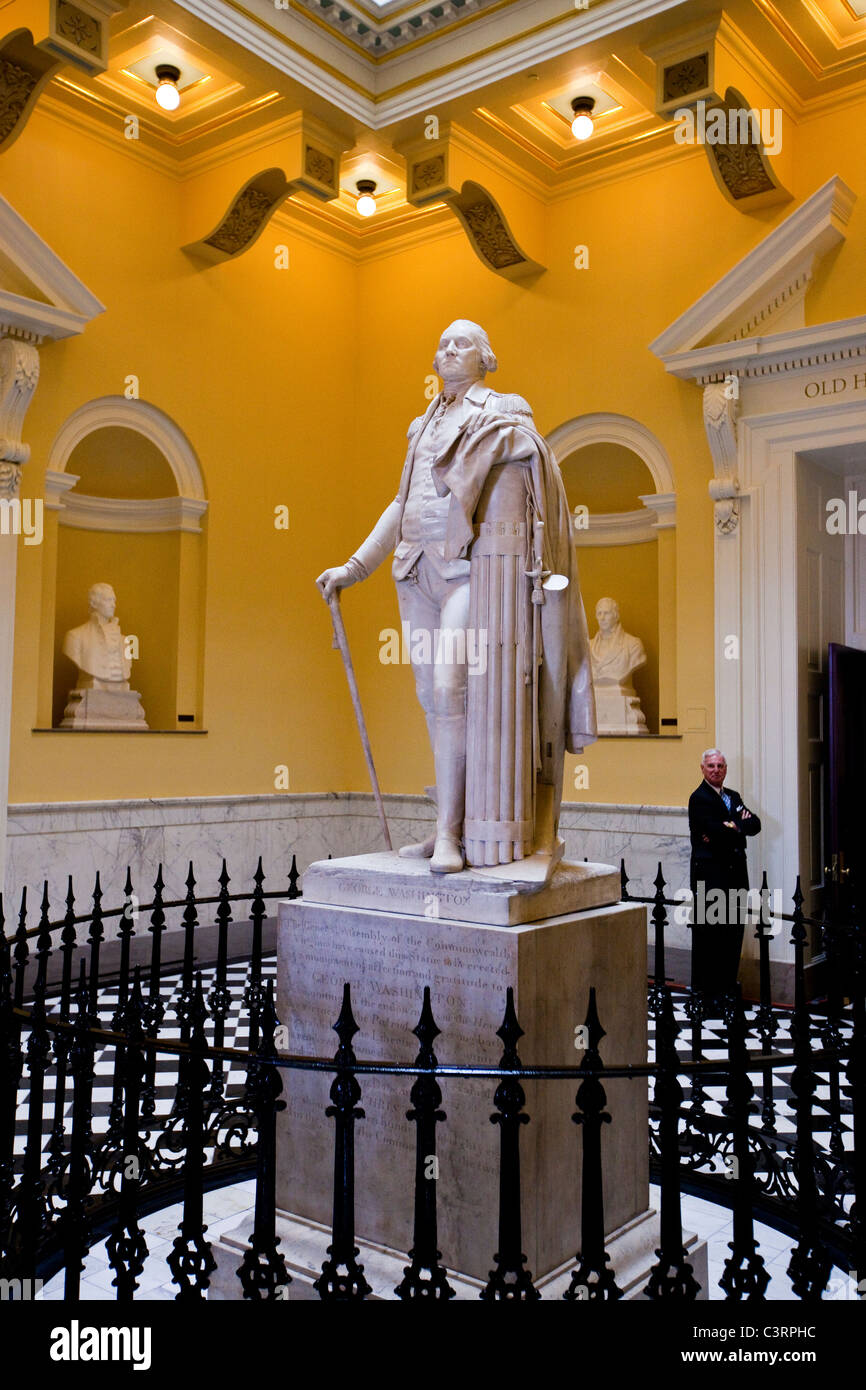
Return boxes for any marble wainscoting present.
[4,791,689,946]
[3,795,686,934]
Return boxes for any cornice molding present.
[649,176,857,361]
[48,487,209,533]
[655,316,866,385]
[0,193,105,341]
[573,505,661,547]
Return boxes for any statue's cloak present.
[431,408,597,758]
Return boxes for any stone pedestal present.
[209,1204,709,1300]
[60,687,148,730]
[595,685,649,736]
[276,853,648,1284]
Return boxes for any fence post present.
[564,987,622,1301]
[645,986,700,1298]
[16,921,51,1281]
[244,859,266,1053]
[481,987,540,1301]
[106,967,150,1301]
[315,983,371,1300]
[142,866,167,1120]
[208,860,233,1116]
[237,980,291,1299]
[719,985,769,1300]
[786,879,832,1300]
[649,864,669,1017]
[0,930,23,1273]
[48,878,78,1182]
[754,871,778,1133]
[64,960,96,1300]
[395,987,454,1300]
[167,975,217,1300]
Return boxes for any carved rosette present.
[702,381,740,534]
[0,338,40,491]
[662,53,709,103]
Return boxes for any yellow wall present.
[5,108,359,802]
[6,86,866,810]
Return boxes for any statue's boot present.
[398,776,437,859]
[430,715,465,874]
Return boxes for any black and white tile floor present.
[12,956,856,1300]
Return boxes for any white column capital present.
[702,380,740,535]
[0,335,40,475]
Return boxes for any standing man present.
[688,749,762,1001]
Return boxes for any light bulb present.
[570,96,596,142]
[356,179,377,218]
[155,65,181,112]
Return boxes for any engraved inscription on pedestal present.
[277,894,648,1282]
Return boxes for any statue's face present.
[434,322,485,385]
[702,753,727,787]
[90,586,116,619]
[596,601,618,634]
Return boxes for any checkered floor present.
[14,958,854,1168]
[14,958,277,1168]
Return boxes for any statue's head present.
[433,320,497,386]
[88,582,117,620]
[595,597,620,634]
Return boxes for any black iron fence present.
[0,855,863,1300]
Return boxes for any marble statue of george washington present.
[317,319,596,878]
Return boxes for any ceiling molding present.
[649,175,857,360]
[0,193,105,341]
[173,0,693,127]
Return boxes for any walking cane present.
[326,591,393,851]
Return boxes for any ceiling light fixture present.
[355,179,377,218]
[155,64,181,112]
[570,95,595,141]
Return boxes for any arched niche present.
[39,398,208,732]
[547,413,678,737]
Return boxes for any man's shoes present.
[398,836,436,859]
[430,833,464,874]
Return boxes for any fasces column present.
[0,333,40,888]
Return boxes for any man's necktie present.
[721,790,732,812]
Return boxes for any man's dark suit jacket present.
[688,780,762,896]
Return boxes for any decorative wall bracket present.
[1,0,116,154]
[0,334,39,498]
[183,115,348,265]
[445,181,544,281]
[399,125,544,281]
[702,381,740,534]
[643,18,791,213]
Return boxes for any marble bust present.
[317,318,597,878]
[589,597,649,736]
[60,583,148,730]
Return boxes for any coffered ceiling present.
[9,0,866,249]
